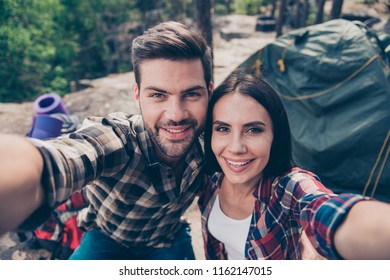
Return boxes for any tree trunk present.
[330,0,344,19]
[195,0,213,47]
[271,0,278,18]
[315,0,326,24]
[225,0,233,14]
[276,0,287,37]
[195,0,214,81]
[170,0,183,22]
[301,0,309,27]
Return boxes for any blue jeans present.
[69,225,196,260]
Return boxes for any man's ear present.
[208,82,214,99]
[133,83,140,109]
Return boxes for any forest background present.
[1,0,388,103]
[0,0,389,260]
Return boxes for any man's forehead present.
[138,59,206,91]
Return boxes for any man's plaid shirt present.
[27,112,206,248]
[198,167,371,259]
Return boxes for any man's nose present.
[165,98,188,122]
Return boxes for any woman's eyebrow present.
[212,120,229,126]
[213,120,267,127]
[243,121,267,127]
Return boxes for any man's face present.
[134,59,211,165]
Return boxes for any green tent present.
[234,19,390,202]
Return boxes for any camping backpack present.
[31,191,88,259]
[19,92,88,259]
[234,19,390,202]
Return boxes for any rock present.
[215,14,257,41]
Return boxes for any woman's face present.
[211,92,274,186]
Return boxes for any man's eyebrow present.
[143,85,207,94]
[143,86,167,93]
[181,85,207,93]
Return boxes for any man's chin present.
[163,145,191,158]
[150,130,198,160]
[161,138,195,156]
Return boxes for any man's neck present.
[155,148,186,187]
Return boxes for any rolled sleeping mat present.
[34,93,69,115]
[29,114,64,140]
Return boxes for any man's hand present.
[0,135,44,236]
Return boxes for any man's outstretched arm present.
[0,134,45,236]
[334,200,390,259]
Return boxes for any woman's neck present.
[218,176,262,220]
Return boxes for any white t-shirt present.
[207,195,252,259]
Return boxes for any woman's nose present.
[227,134,246,154]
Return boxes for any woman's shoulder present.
[279,167,320,181]
[274,167,330,195]
[273,167,322,189]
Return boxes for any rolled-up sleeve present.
[19,115,131,230]
[287,170,373,259]
[306,193,371,259]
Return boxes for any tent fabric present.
[234,19,390,202]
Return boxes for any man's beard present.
[145,119,200,158]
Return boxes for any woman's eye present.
[247,127,262,134]
[215,126,229,132]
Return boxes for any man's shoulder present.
[106,112,137,121]
[84,112,142,133]
[85,112,140,123]
[76,112,143,146]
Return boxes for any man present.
[0,21,213,260]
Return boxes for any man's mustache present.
[159,119,196,127]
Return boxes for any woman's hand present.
[299,231,326,260]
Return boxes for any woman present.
[198,72,390,260]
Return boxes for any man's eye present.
[184,92,201,99]
[150,93,165,98]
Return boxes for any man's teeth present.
[166,128,187,133]
[227,160,251,167]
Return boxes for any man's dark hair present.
[204,72,295,178]
[131,21,212,87]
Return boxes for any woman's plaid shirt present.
[198,167,371,259]
[27,112,206,249]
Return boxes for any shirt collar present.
[254,176,273,205]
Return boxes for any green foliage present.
[0,0,67,102]
[233,0,262,15]
[214,3,229,15]
[1,0,138,102]
[1,0,283,103]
